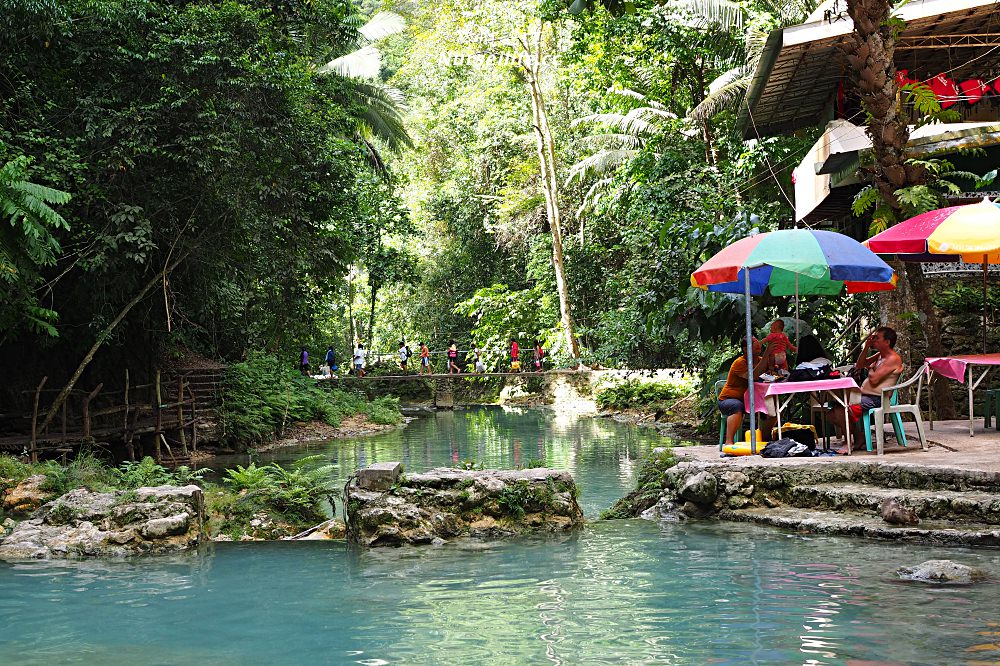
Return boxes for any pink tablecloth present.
[925,353,1000,383]
[745,377,861,415]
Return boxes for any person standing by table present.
[718,336,775,446]
[829,326,902,450]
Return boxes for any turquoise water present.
[2,409,999,665]
[215,407,665,517]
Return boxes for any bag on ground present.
[760,438,800,458]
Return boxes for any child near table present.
[764,319,796,374]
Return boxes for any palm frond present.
[676,0,746,29]
[576,177,615,218]
[688,73,749,121]
[566,149,637,184]
[319,45,382,79]
[349,81,413,151]
[579,133,645,150]
[359,12,406,42]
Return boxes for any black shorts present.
[718,398,745,417]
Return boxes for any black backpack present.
[788,364,831,382]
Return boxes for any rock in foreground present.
[0,485,205,560]
[347,466,584,547]
[897,559,984,584]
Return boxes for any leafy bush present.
[933,283,1000,315]
[366,396,402,425]
[114,457,209,489]
[0,455,31,490]
[224,463,273,493]
[219,353,402,446]
[216,455,337,534]
[38,451,118,494]
[2,452,207,496]
[497,480,533,519]
[595,377,695,411]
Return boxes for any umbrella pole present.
[795,274,800,354]
[985,255,989,354]
[745,268,757,454]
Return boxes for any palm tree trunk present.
[846,0,956,417]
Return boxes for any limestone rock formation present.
[0,485,205,560]
[347,466,584,547]
[2,475,56,515]
[897,560,984,584]
[678,471,718,505]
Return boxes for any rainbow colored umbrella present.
[691,229,896,454]
[691,229,897,295]
[867,198,1000,351]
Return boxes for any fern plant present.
[0,154,71,336]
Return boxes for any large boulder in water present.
[347,466,584,547]
[0,485,205,560]
[897,560,984,584]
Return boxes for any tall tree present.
[422,0,582,357]
[845,0,955,417]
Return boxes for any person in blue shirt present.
[325,346,338,374]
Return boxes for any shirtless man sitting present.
[830,326,903,450]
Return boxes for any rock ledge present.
[0,485,205,560]
[347,466,584,547]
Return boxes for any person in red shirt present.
[510,338,520,372]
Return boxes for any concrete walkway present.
[679,419,1000,474]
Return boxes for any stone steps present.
[786,482,1000,526]
[720,506,1000,548]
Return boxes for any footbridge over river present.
[336,369,599,411]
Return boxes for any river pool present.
[2,408,999,664]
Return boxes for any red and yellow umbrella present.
[867,198,1000,351]
[866,198,1000,262]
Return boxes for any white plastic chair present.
[872,365,929,455]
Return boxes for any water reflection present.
[214,407,672,516]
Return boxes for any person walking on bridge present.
[353,343,366,378]
[510,338,520,372]
[420,342,431,375]
[447,341,461,374]
[399,341,411,375]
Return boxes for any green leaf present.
[852,186,879,216]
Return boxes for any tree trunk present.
[846,0,955,417]
[347,271,357,347]
[368,282,377,349]
[37,252,189,434]
[524,26,580,358]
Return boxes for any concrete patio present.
[679,418,1000,475]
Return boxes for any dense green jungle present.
[1,0,991,423]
